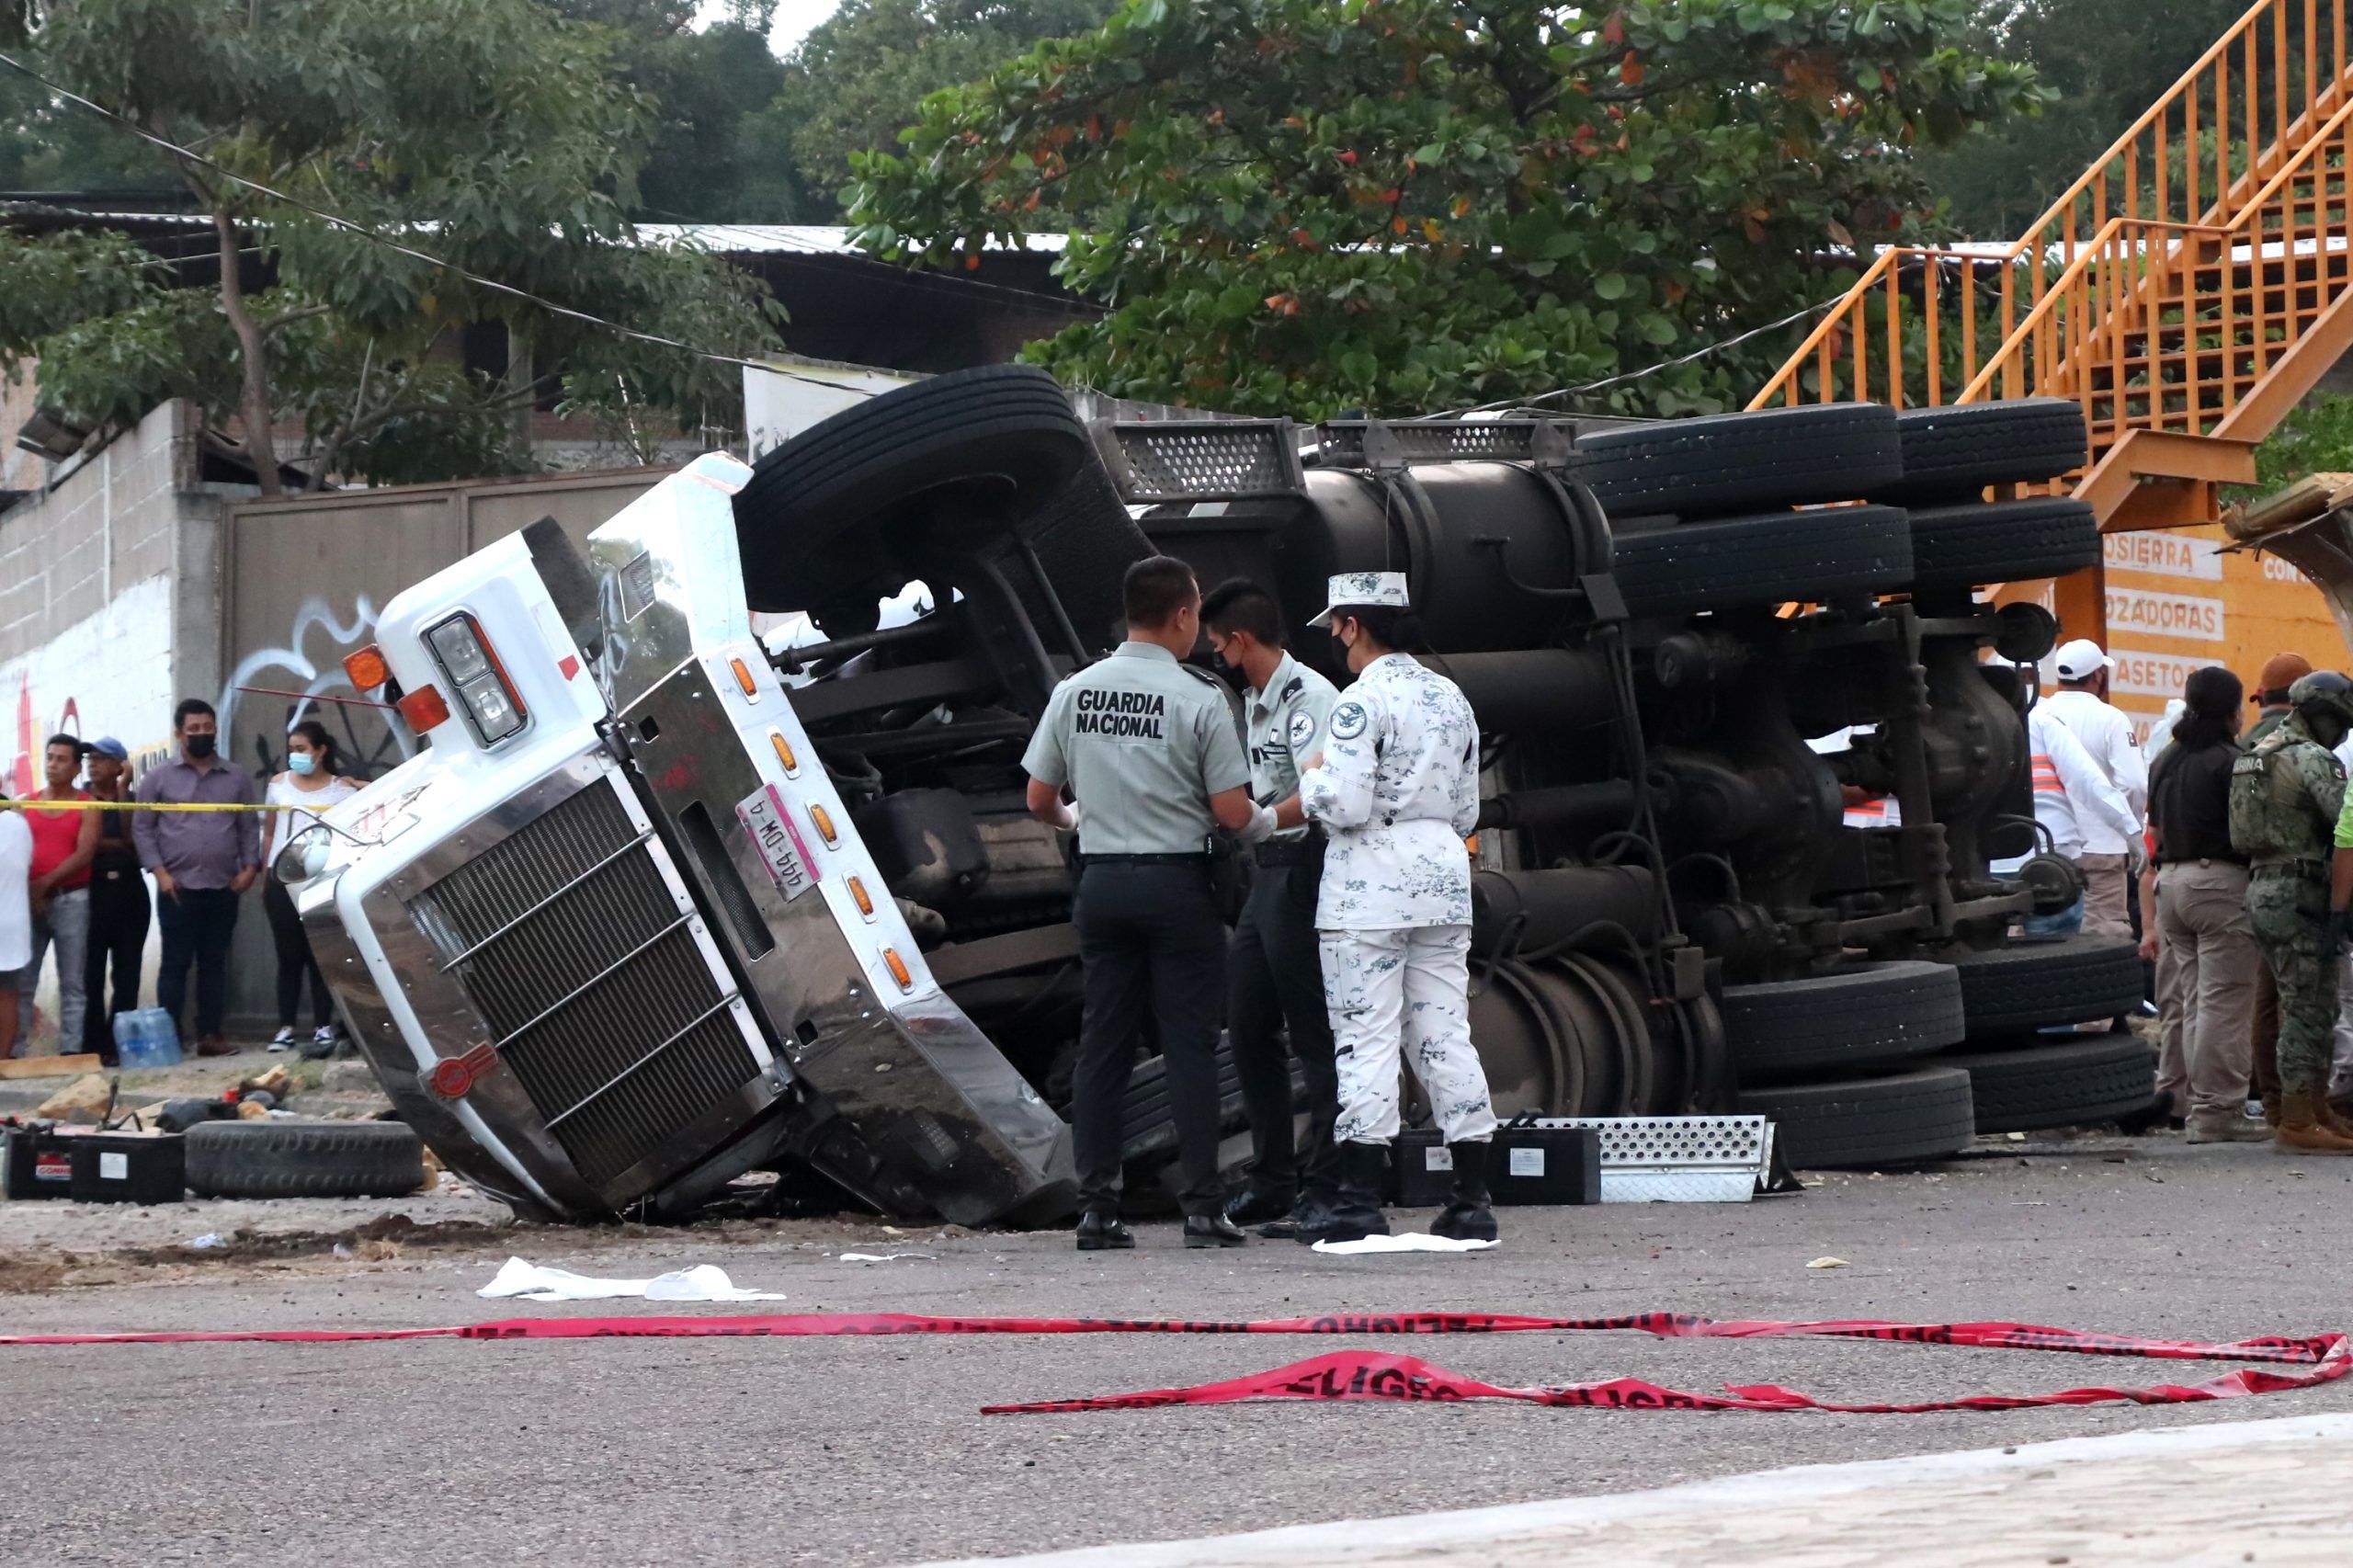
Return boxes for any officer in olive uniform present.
[2231,670,2353,1153]
[1025,556,1274,1249]
[1199,577,1343,1236]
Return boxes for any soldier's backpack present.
[2230,735,2302,858]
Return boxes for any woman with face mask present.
[1270,572,1498,1245]
[261,722,362,1055]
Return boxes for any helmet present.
[2289,671,2353,734]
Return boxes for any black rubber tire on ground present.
[1941,1034,2158,1134]
[1869,400,2090,506]
[1735,1066,1977,1169]
[1609,506,1914,617]
[1721,960,1968,1086]
[1905,497,2101,593]
[983,445,1155,653]
[1573,405,1903,519]
[1946,937,2146,1041]
[733,366,1093,616]
[184,1120,427,1199]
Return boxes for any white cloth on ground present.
[476,1257,786,1301]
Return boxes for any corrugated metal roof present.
[638,222,1065,256]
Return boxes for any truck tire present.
[1906,497,2100,593]
[1722,960,1966,1085]
[1120,1040,1301,1160]
[1870,400,2089,506]
[1941,1034,2158,1133]
[1947,937,2145,1040]
[1573,405,1902,518]
[1735,1066,1976,1169]
[1610,506,1913,617]
[733,366,1092,615]
[184,1120,426,1199]
[983,447,1155,653]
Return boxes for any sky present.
[697,0,847,57]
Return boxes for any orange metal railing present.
[1748,0,2353,465]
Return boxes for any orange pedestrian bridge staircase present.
[1749,0,2353,683]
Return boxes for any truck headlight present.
[275,823,335,885]
[425,613,529,744]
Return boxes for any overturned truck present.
[287,370,2154,1224]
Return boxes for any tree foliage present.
[1,0,782,491]
[847,0,2043,418]
[1913,0,2242,237]
[751,0,1120,217]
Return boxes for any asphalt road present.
[6,1133,2352,1565]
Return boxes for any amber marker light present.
[343,645,391,691]
[808,802,837,846]
[398,685,451,733]
[847,876,876,918]
[882,949,914,992]
[770,732,800,775]
[731,657,760,699]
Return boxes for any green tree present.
[1914,0,2243,237]
[847,0,2042,419]
[2,0,782,493]
[750,0,1120,216]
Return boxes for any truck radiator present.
[405,781,759,1193]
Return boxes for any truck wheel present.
[1734,1066,1976,1169]
[1947,937,2144,1040]
[1906,497,2100,593]
[733,366,1092,615]
[1573,404,1902,518]
[1940,1034,2158,1133]
[1722,960,1966,1085]
[184,1120,427,1199]
[1609,506,1913,616]
[1120,1040,1281,1160]
[983,447,1155,653]
[1869,400,2089,506]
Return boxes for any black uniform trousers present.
[1071,858,1227,1216]
[81,864,151,1060]
[1228,850,1340,1202]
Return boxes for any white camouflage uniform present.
[1298,650,1497,1145]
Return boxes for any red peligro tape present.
[6,1309,2343,1417]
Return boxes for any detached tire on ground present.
[1869,400,2089,506]
[1573,404,1903,518]
[185,1120,426,1199]
[733,366,1092,616]
[1721,960,1967,1085]
[1941,1034,2157,1133]
[1735,1066,1976,1169]
[1905,497,2100,593]
[1609,506,1914,617]
[1947,937,2145,1040]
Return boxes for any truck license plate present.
[736,783,821,902]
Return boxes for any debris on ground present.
[32,1074,114,1124]
[1806,1256,1850,1269]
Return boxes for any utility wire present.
[1450,293,1846,416]
[0,49,870,397]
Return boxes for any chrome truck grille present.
[404,782,761,1191]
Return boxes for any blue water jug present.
[112,1007,182,1070]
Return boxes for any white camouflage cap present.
[1308,569,1411,628]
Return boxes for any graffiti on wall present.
[220,595,413,781]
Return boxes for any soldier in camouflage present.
[2231,671,2353,1153]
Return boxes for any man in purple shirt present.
[134,699,259,1056]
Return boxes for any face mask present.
[184,733,216,760]
[288,751,317,777]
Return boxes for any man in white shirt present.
[2023,697,2143,937]
[2042,640,2149,937]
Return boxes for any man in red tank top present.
[17,734,97,1057]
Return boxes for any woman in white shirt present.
[260,722,362,1055]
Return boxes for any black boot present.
[1223,1184,1296,1227]
[1183,1212,1248,1248]
[1428,1141,1498,1243]
[1257,1185,1336,1240]
[1075,1210,1134,1251]
[1296,1142,1390,1244]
